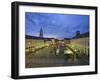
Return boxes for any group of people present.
[51,40,66,56]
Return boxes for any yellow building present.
[70,32,89,55]
[25,35,53,53]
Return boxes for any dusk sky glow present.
[25,12,89,39]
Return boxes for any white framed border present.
[19,5,96,76]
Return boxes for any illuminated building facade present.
[70,31,89,55]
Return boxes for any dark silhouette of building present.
[76,31,80,36]
[39,27,43,37]
[73,32,89,39]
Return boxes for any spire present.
[40,27,43,37]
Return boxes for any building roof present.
[72,32,89,39]
[26,35,54,40]
[64,38,71,40]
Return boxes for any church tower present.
[39,27,43,37]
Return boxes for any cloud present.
[25,12,89,39]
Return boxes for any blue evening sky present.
[25,12,89,39]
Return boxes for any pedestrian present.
[59,42,66,57]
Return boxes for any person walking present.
[59,41,66,57]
